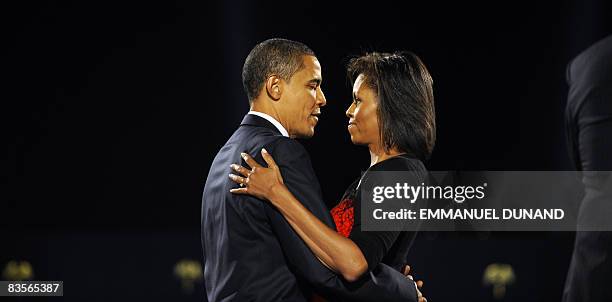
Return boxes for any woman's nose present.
[346,102,355,118]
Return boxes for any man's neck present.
[250,102,282,125]
[249,102,290,137]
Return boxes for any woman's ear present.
[265,75,282,101]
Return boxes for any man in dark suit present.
[201,38,421,301]
[563,34,612,302]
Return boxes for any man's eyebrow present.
[308,78,322,85]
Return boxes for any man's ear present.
[265,75,282,101]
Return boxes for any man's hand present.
[403,265,427,302]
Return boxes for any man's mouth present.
[310,112,321,122]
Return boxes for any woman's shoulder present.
[344,155,428,201]
[366,155,428,186]
[340,178,361,200]
[370,154,426,172]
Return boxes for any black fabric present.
[563,35,612,302]
[201,114,418,302]
[566,34,612,172]
[346,155,427,272]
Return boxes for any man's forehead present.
[302,55,321,74]
[291,55,321,85]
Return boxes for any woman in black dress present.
[229,51,435,286]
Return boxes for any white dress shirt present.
[247,111,289,137]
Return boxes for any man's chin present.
[293,128,315,139]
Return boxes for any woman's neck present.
[368,143,403,167]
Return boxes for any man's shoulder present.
[263,138,311,166]
[266,136,305,152]
[226,127,311,169]
[568,35,612,87]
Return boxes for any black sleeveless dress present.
[330,154,427,272]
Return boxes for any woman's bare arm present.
[269,184,367,281]
[229,149,368,281]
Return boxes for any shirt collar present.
[247,111,289,137]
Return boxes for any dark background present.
[2,0,612,301]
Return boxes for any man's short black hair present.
[242,38,316,102]
[347,51,436,160]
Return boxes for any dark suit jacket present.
[201,114,418,302]
[563,34,612,302]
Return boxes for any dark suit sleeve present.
[260,138,418,302]
[564,91,612,301]
[575,85,612,171]
[563,36,612,302]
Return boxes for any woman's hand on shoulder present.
[229,148,286,203]
[403,265,427,302]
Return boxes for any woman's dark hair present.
[347,51,436,160]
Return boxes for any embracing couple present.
[201,38,435,302]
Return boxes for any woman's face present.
[346,74,381,146]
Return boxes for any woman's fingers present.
[229,187,248,194]
[403,265,411,276]
[261,148,278,169]
[403,265,424,288]
[240,152,261,169]
[228,174,251,195]
[230,164,250,177]
[228,173,246,185]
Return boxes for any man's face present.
[281,55,326,138]
[346,74,380,146]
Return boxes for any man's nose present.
[317,87,327,107]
